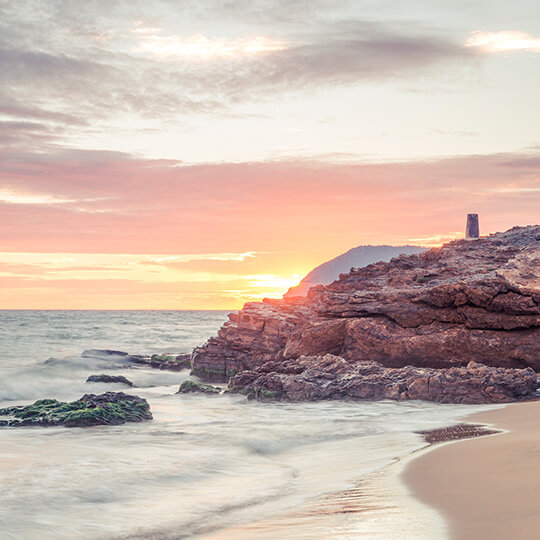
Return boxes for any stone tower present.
[466,214,479,239]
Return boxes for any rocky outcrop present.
[86,374,134,386]
[192,226,540,403]
[0,392,152,427]
[229,355,537,404]
[81,349,191,371]
[129,353,191,371]
[82,349,130,359]
[284,245,426,297]
[177,380,221,395]
[191,301,314,381]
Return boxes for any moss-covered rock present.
[0,392,152,428]
[86,374,134,386]
[177,380,221,394]
[129,353,191,371]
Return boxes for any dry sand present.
[404,400,540,540]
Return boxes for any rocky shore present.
[0,392,152,427]
[192,226,540,404]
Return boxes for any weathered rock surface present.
[129,353,191,371]
[284,245,426,297]
[82,349,130,358]
[229,355,537,404]
[0,392,152,427]
[192,226,540,403]
[177,380,221,394]
[81,349,191,371]
[86,374,134,386]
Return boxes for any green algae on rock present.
[129,353,191,371]
[86,374,134,386]
[177,380,221,394]
[0,392,152,427]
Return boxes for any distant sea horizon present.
[0,308,235,313]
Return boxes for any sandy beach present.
[404,400,540,540]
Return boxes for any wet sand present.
[203,457,446,540]
[404,400,540,540]
[202,421,501,539]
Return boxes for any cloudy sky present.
[1,0,539,309]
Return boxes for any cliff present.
[284,245,426,297]
[192,226,540,403]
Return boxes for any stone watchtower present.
[466,214,479,239]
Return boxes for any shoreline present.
[403,400,540,539]
[201,449,447,540]
[200,408,502,540]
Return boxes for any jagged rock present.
[0,392,152,427]
[129,353,191,371]
[177,380,221,394]
[284,245,427,297]
[228,355,537,404]
[192,226,540,403]
[80,349,191,371]
[82,349,130,358]
[191,301,313,381]
[86,374,134,386]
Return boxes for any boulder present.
[228,355,537,404]
[82,349,129,358]
[129,353,191,371]
[0,392,152,427]
[86,374,134,386]
[177,380,221,394]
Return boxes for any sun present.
[244,274,303,299]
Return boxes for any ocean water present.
[0,310,488,539]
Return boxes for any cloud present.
[0,147,538,255]
[134,34,289,60]
[1,141,538,308]
[208,28,471,99]
[465,31,540,53]
[0,98,85,124]
[0,188,78,205]
[0,1,477,143]
[0,249,304,308]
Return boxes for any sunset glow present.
[0,251,308,309]
[0,189,76,205]
[406,232,464,248]
[134,34,288,60]
[466,31,540,53]
[1,2,539,310]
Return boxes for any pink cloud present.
[1,150,538,255]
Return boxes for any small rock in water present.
[130,353,191,371]
[86,374,134,386]
[177,380,221,394]
[0,392,152,428]
[82,349,130,358]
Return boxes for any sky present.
[1,0,539,309]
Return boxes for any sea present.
[0,310,492,539]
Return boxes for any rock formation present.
[192,226,540,403]
[229,355,536,404]
[86,374,134,386]
[284,245,426,297]
[129,353,191,371]
[82,349,191,371]
[82,349,130,359]
[0,392,152,427]
[177,380,221,394]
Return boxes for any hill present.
[284,245,427,297]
